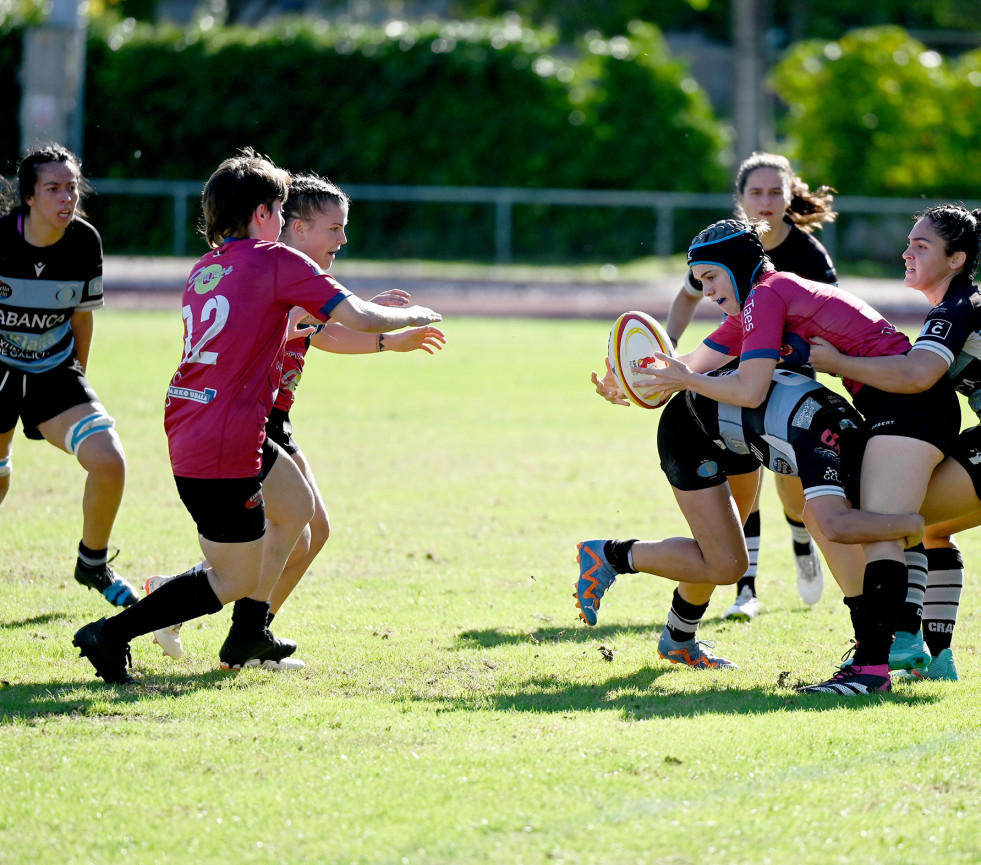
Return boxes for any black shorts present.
[658,394,759,491]
[852,381,960,455]
[174,440,282,543]
[659,386,863,502]
[947,424,981,500]
[265,407,300,456]
[0,356,98,440]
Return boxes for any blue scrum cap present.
[687,219,765,306]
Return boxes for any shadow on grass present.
[456,623,662,648]
[2,611,72,629]
[414,668,941,720]
[0,671,234,722]
[451,627,940,719]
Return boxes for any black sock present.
[736,576,756,596]
[604,539,638,574]
[229,597,272,636]
[103,571,223,644]
[77,542,108,568]
[173,562,207,580]
[266,611,276,628]
[843,594,862,642]
[665,588,709,643]
[853,559,907,666]
[896,544,927,634]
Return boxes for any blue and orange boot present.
[656,628,737,669]
[575,540,618,626]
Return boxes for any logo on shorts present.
[792,398,820,430]
[244,489,263,510]
[824,467,840,483]
[969,449,981,466]
[771,458,793,474]
[696,460,719,478]
[0,281,11,298]
[813,447,840,464]
[820,429,841,454]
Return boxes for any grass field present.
[2,311,980,865]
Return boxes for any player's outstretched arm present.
[382,325,446,354]
[369,289,411,307]
[635,353,775,408]
[328,295,441,333]
[310,323,446,355]
[809,336,948,394]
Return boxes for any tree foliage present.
[444,1,980,45]
[75,16,727,257]
[772,26,981,198]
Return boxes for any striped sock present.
[786,515,812,557]
[666,588,709,643]
[923,547,964,654]
[897,544,927,634]
[77,542,108,569]
[737,509,761,596]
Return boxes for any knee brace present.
[0,455,10,477]
[64,411,115,456]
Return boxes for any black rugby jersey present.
[767,221,837,286]
[0,211,103,373]
[908,274,981,414]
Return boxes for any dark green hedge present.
[76,17,727,259]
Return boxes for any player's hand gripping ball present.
[607,311,677,409]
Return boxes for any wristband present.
[378,334,386,352]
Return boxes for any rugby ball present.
[608,311,677,409]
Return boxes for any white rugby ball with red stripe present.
[608,310,676,409]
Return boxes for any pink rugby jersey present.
[704,271,911,395]
[165,239,350,478]
[273,334,312,413]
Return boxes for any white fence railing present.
[90,178,981,262]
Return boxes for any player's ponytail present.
[734,151,836,234]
